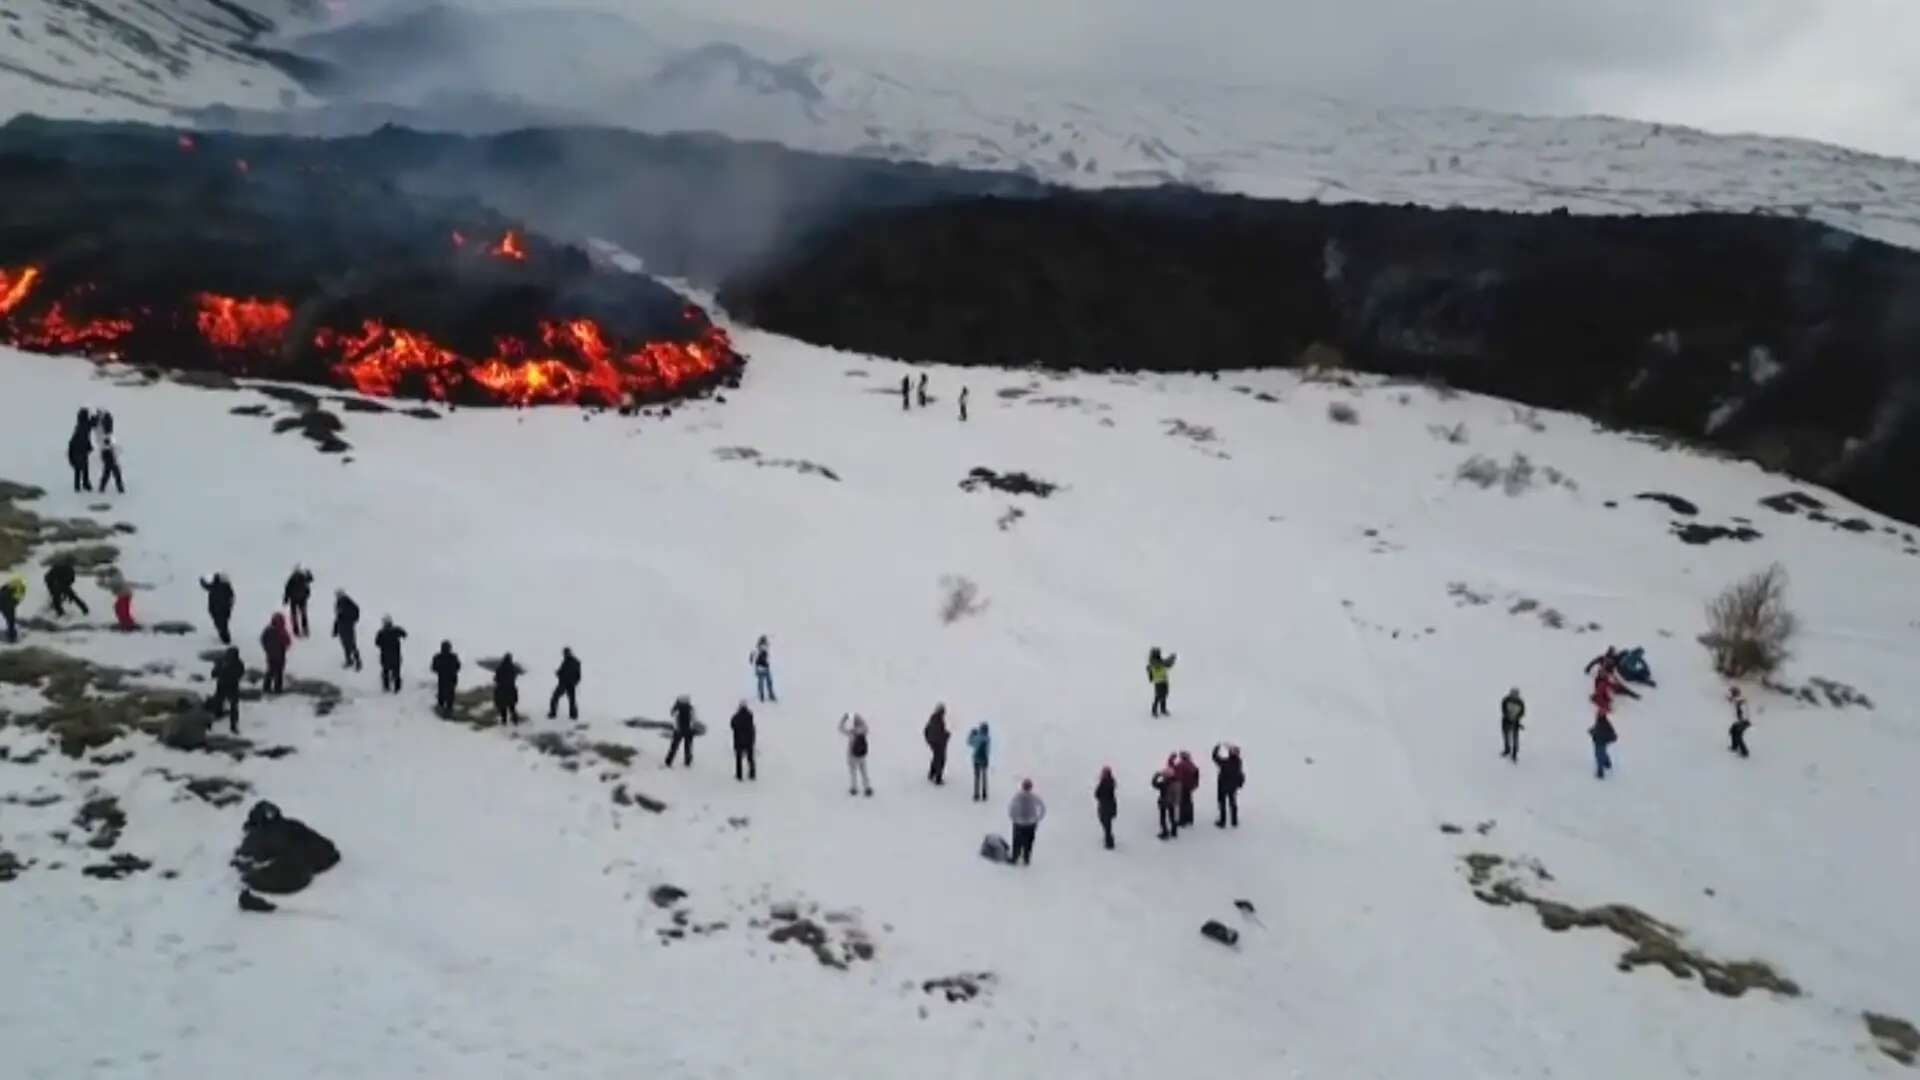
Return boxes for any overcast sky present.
[441,0,1920,159]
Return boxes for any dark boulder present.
[1201,920,1241,947]
[232,800,340,895]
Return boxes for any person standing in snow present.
[332,590,362,671]
[1175,750,1201,827]
[549,647,582,720]
[840,713,873,796]
[0,574,24,642]
[665,695,698,767]
[260,612,291,695]
[1590,710,1617,779]
[924,704,951,785]
[111,590,136,632]
[209,646,245,734]
[958,387,970,422]
[66,408,96,492]
[44,558,87,617]
[1147,648,1177,717]
[1500,688,1526,761]
[1727,687,1752,758]
[731,701,757,781]
[374,616,407,693]
[431,641,461,716]
[967,722,991,801]
[1152,765,1182,840]
[493,653,524,726]
[200,572,235,645]
[917,373,930,408]
[1212,743,1244,828]
[900,374,911,411]
[750,635,775,703]
[283,567,314,638]
[1094,767,1118,850]
[95,413,124,494]
[1007,780,1046,866]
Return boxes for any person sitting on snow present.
[1616,647,1656,687]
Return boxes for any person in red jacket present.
[1175,751,1202,827]
[261,612,292,695]
[112,590,137,631]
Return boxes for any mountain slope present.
[1,336,1916,1077]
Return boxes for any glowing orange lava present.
[0,266,41,316]
[196,293,294,351]
[10,302,135,356]
[489,230,527,262]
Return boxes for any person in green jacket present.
[1147,647,1177,717]
[1,575,25,642]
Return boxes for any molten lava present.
[11,302,135,356]
[197,294,295,351]
[489,230,527,262]
[0,266,40,316]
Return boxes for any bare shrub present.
[1511,406,1547,433]
[1455,453,1571,496]
[938,576,989,625]
[1700,564,1798,678]
[1429,421,1469,445]
[1327,401,1360,425]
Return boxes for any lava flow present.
[197,293,294,351]
[489,230,527,262]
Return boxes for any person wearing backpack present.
[1500,688,1526,761]
[1094,767,1118,850]
[840,713,873,796]
[1590,710,1618,779]
[283,567,315,638]
[966,722,991,801]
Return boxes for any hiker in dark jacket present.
[95,413,124,494]
[1212,743,1245,828]
[260,613,291,695]
[1500,688,1526,761]
[549,647,581,720]
[1153,767,1181,840]
[200,573,235,645]
[44,559,88,616]
[1583,648,1619,677]
[917,373,930,408]
[66,408,95,492]
[1590,711,1617,779]
[332,590,361,670]
[1175,751,1201,827]
[1727,687,1752,758]
[900,374,911,410]
[493,653,524,726]
[959,387,969,422]
[431,641,461,716]
[1095,767,1118,849]
[924,704,951,784]
[666,696,698,767]
[283,567,314,637]
[374,617,407,693]
[0,575,23,642]
[731,701,757,781]
[967,722,990,801]
[209,647,245,733]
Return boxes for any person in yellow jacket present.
[1,575,24,642]
[1147,647,1178,716]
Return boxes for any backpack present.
[979,834,1011,863]
[851,732,869,757]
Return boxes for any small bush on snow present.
[1327,401,1360,425]
[1456,453,1575,496]
[1429,421,1469,445]
[939,576,989,625]
[1700,563,1798,678]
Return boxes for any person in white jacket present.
[96,412,125,494]
[1007,780,1047,866]
[839,713,872,797]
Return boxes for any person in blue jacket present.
[967,722,991,802]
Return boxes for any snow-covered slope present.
[2,334,1917,1078]
[6,3,1920,251]
[278,6,1920,250]
[0,0,317,122]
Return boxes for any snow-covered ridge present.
[6,3,1920,251]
